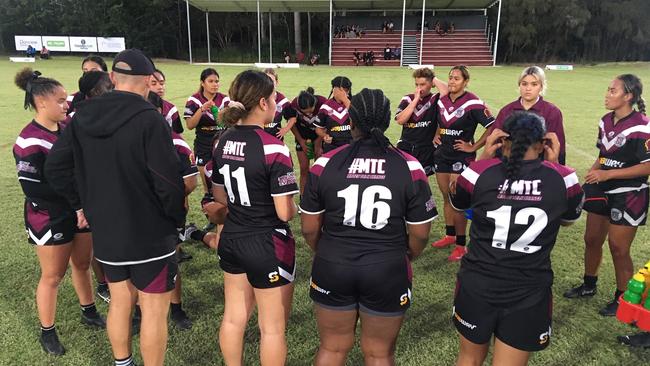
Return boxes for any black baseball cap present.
[112,48,155,76]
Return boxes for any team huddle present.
[11,48,650,366]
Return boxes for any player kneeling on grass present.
[300,88,437,366]
[449,112,583,366]
[211,70,299,365]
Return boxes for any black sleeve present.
[44,123,82,210]
[283,104,297,120]
[144,112,187,228]
[470,107,495,129]
[172,117,184,134]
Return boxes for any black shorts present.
[310,255,412,316]
[583,183,649,227]
[194,136,214,166]
[102,253,178,293]
[434,155,474,174]
[218,228,296,289]
[24,200,83,246]
[397,142,435,176]
[453,284,553,352]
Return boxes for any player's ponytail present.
[297,87,317,110]
[501,112,546,181]
[618,74,645,115]
[219,69,275,127]
[14,67,63,110]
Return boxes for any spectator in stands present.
[388,20,395,32]
[353,49,362,66]
[424,20,430,31]
[442,20,450,36]
[392,45,401,60]
[26,45,36,58]
[40,46,50,60]
[384,44,392,60]
[334,26,342,38]
[309,53,320,66]
[434,20,443,35]
[283,51,291,63]
[382,21,388,33]
[417,22,422,32]
[449,22,456,34]
[364,50,375,66]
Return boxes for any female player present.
[66,56,108,113]
[184,68,230,194]
[13,68,105,356]
[315,76,353,154]
[263,68,293,139]
[284,87,327,194]
[450,112,583,366]
[212,70,299,365]
[431,66,494,261]
[300,88,437,366]
[564,74,650,316]
[492,66,566,164]
[150,68,184,133]
[395,67,448,176]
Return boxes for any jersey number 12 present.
[337,184,392,230]
[486,206,548,254]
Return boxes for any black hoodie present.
[45,90,186,264]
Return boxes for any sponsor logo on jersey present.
[439,128,463,136]
[452,162,464,172]
[425,196,436,212]
[53,233,64,240]
[222,140,247,161]
[454,107,465,118]
[498,179,543,201]
[405,120,432,129]
[17,161,37,174]
[278,172,297,187]
[265,122,279,129]
[615,135,626,147]
[268,271,280,283]
[599,157,625,168]
[399,288,412,306]
[539,326,552,345]
[330,125,351,132]
[611,208,623,221]
[452,306,477,330]
[310,278,331,295]
[347,158,387,180]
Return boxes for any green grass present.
[1,57,650,365]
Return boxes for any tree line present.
[1,0,648,63]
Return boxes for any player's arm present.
[589,162,650,182]
[449,169,473,211]
[561,171,584,226]
[395,95,420,125]
[183,175,197,195]
[301,213,323,251]
[300,167,325,251]
[432,77,449,97]
[210,185,229,224]
[405,169,437,260]
[273,195,298,222]
[407,222,432,260]
[185,100,214,130]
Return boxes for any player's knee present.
[70,256,91,272]
[608,240,630,259]
[360,338,396,359]
[40,272,65,288]
[584,232,604,249]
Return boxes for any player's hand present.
[201,100,215,112]
[454,140,474,152]
[413,87,423,101]
[433,134,442,146]
[584,169,611,184]
[76,209,89,229]
[277,127,290,139]
[323,134,333,144]
[543,132,561,163]
[332,87,349,105]
[479,129,509,160]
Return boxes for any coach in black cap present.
[45,48,185,366]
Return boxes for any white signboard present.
[69,36,98,52]
[14,35,42,51]
[545,65,574,71]
[41,36,70,52]
[97,37,125,52]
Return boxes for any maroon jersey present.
[172,132,198,179]
[494,97,566,163]
[163,99,183,133]
[13,121,68,207]
[595,111,650,192]
[396,93,439,148]
[212,125,299,236]
[300,141,438,265]
[184,92,230,150]
[451,158,583,305]
[283,95,327,139]
[264,91,290,137]
[436,92,494,161]
[315,99,353,148]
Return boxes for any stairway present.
[401,35,418,66]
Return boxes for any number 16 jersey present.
[300,140,438,265]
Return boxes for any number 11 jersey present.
[300,140,438,265]
[212,125,299,237]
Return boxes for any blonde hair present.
[518,66,547,96]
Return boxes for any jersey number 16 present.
[337,184,392,230]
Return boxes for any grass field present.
[1,57,650,366]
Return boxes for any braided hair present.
[328,76,352,99]
[501,111,547,181]
[340,88,393,167]
[618,74,645,115]
[14,68,63,110]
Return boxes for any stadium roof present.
[189,0,498,12]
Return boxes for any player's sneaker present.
[96,283,110,303]
[81,312,106,328]
[599,299,619,317]
[563,284,597,299]
[448,246,467,262]
[184,223,198,242]
[171,308,193,330]
[203,222,216,232]
[431,235,455,248]
[618,332,650,348]
[40,330,65,356]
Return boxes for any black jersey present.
[596,111,650,192]
[451,158,583,305]
[283,95,327,140]
[172,132,198,179]
[184,92,230,150]
[396,93,439,148]
[264,91,290,137]
[300,141,438,265]
[315,99,353,148]
[212,125,299,236]
[436,92,494,161]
